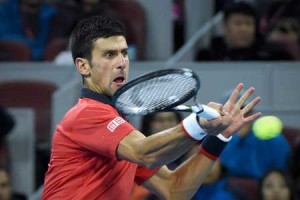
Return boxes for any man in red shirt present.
[42,15,261,200]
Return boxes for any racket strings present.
[115,74,197,114]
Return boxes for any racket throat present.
[192,104,204,115]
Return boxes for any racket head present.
[112,68,200,115]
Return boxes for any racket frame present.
[112,68,200,115]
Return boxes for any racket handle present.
[192,105,220,120]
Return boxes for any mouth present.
[113,76,126,86]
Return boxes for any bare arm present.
[116,99,232,169]
[142,149,214,200]
[117,84,260,178]
[117,125,199,169]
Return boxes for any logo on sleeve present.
[107,117,126,132]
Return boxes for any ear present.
[75,57,90,76]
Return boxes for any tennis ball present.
[252,116,283,140]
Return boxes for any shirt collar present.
[81,88,114,107]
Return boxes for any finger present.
[244,112,262,123]
[224,83,244,107]
[236,87,255,109]
[242,96,262,114]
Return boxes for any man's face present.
[79,36,129,96]
[223,14,256,48]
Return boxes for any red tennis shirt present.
[42,89,159,200]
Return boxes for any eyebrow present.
[101,47,128,52]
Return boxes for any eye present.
[122,50,128,57]
[104,51,115,58]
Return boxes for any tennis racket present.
[112,68,220,120]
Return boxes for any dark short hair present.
[223,2,257,22]
[70,15,126,63]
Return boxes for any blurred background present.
[0,0,299,199]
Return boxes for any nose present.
[117,53,127,69]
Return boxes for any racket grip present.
[192,105,220,120]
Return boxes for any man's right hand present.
[199,83,261,137]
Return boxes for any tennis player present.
[42,16,261,200]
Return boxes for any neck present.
[84,84,105,96]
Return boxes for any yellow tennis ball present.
[252,116,283,140]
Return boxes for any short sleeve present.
[134,165,160,185]
[62,103,135,157]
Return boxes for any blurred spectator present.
[288,142,300,198]
[172,0,185,52]
[140,112,183,137]
[51,0,121,64]
[195,1,292,61]
[265,18,300,60]
[0,0,58,61]
[214,0,234,13]
[192,159,244,200]
[0,166,11,200]
[131,112,183,200]
[258,169,296,200]
[0,105,14,140]
[0,105,15,167]
[45,0,121,62]
[109,0,146,60]
[75,0,119,22]
[267,18,300,43]
[0,166,26,200]
[196,1,260,61]
[54,0,146,64]
[258,0,300,33]
[51,0,120,39]
[220,118,291,180]
[219,90,292,180]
